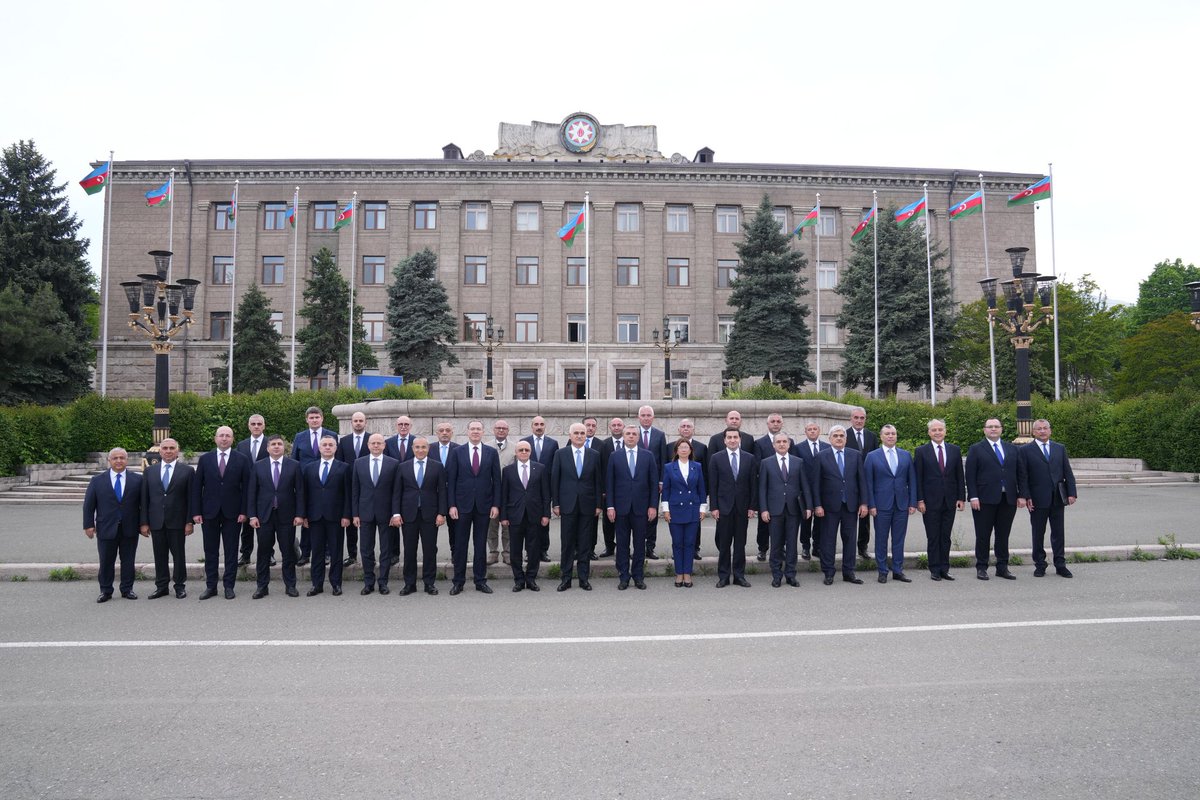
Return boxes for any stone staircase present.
[0,470,143,504]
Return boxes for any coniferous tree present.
[212,281,289,393]
[385,247,457,391]
[723,194,813,389]
[296,247,377,388]
[0,140,96,402]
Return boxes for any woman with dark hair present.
[660,438,708,587]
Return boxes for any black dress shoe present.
[285,586,299,597]
[296,557,309,567]
[475,583,493,594]
[252,588,268,599]
[148,588,169,600]
[858,548,870,560]
[343,556,356,567]
[306,587,323,597]
[424,585,439,596]
[786,577,799,587]
[1056,567,1074,578]
[893,573,912,583]
[361,586,374,596]
[557,580,572,592]
[646,550,660,560]
[618,581,629,590]
[996,570,1017,580]
[823,576,834,586]
[771,578,782,588]
[224,588,236,599]
[332,587,343,596]
[683,581,694,588]
[940,572,955,581]
[931,573,943,581]
[526,580,540,592]
[449,584,463,596]
[579,580,592,591]
[878,574,888,584]
[733,577,751,588]
[199,587,218,600]
[675,580,684,588]
[716,578,730,588]
[634,580,647,590]
[597,549,615,558]
[119,591,137,600]
[540,554,551,563]
[96,593,112,603]
[269,556,277,567]
[587,552,598,560]
[513,582,525,592]
[977,569,990,581]
[175,589,187,599]
[843,574,863,585]
[1034,566,1047,577]
[756,550,767,561]
[694,553,703,561]
[801,547,811,560]
[237,555,250,566]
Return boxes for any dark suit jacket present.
[965,438,1020,505]
[634,427,670,470]
[352,454,401,523]
[758,453,811,516]
[397,458,448,521]
[291,427,338,466]
[236,436,270,463]
[661,459,707,523]
[301,459,351,522]
[597,436,620,503]
[844,427,880,456]
[551,444,604,515]
[1018,440,1078,507]
[606,445,658,515]
[446,442,502,513]
[755,433,798,461]
[797,438,831,488]
[247,457,305,522]
[383,433,415,463]
[429,440,459,466]
[864,448,918,511]
[707,430,755,458]
[813,447,868,510]
[337,432,370,464]
[707,447,759,515]
[84,469,143,539]
[913,441,965,509]
[521,435,559,470]
[499,460,551,524]
[140,460,194,530]
[190,448,251,520]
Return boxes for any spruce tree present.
[385,247,458,391]
[296,247,377,388]
[213,281,289,393]
[723,194,813,389]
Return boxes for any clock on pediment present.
[560,112,600,154]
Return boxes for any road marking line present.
[2,616,1198,649]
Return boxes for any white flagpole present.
[1048,162,1061,400]
[923,183,936,406]
[347,192,358,386]
[99,150,114,396]
[289,186,299,393]
[980,173,997,405]
[814,193,821,391]
[167,168,176,284]
[872,190,879,399]
[584,192,590,400]
[227,180,238,395]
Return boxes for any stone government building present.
[97,112,1040,400]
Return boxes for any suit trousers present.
[615,512,648,582]
[819,504,859,578]
[1030,501,1068,569]
[600,509,616,552]
[857,515,871,554]
[402,515,439,589]
[344,522,359,559]
[239,519,256,559]
[487,516,510,556]
[255,512,297,590]
[452,510,491,586]
[756,517,771,555]
[536,518,550,559]
[202,515,241,590]
[800,514,818,556]
[768,512,801,580]
[559,509,595,581]
[669,520,699,575]
[873,508,910,575]
[97,530,138,595]
[715,511,750,580]
[972,497,1017,570]
[645,515,660,550]
[921,506,955,576]
[358,521,393,589]
[150,527,187,591]
[509,514,541,582]
[308,519,344,589]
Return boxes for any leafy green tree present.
[1113,313,1200,398]
[385,248,458,391]
[1128,258,1200,328]
[0,140,96,402]
[723,194,813,389]
[836,209,954,396]
[212,282,289,394]
[296,247,377,388]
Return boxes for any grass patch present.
[1159,534,1200,560]
[48,566,82,582]
[949,556,972,568]
[435,570,447,581]
[546,564,562,579]
[133,569,149,581]
[10,574,28,582]
[1008,554,1024,566]
[1069,552,1109,563]
[915,554,929,570]
[1129,545,1157,562]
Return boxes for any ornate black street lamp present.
[651,316,684,401]
[474,315,504,400]
[978,247,1055,443]
[1185,281,1200,332]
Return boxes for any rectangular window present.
[818,261,838,290]
[617,314,640,343]
[464,256,487,285]
[821,370,841,396]
[514,203,540,232]
[464,368,483,399]
[463,312,487,341]
[212,256,233,285]
[716,206,740,233]
[363,202,387,230]
[414,202,437,230]
[261,256,285,285]
[565,202,584,223]
[362,256,387,285]
[564,368,587,400]
[270,312,284,334]
[666,314,690,343]
[667,258,690,287]
[717,259,738,288]
[515,256,539,286]
[567,313,588,343]
[670,370,689,400]
[363,312,385,343]
[215,203,232,230]
[717,314,735,344]
[465,202,489,231]
[616,203,641,232]
[819,315,840,345]
[772,207,789,234]
[818,209,837,237]
[616,257,639,287]
[264,203,288,231]
[615,368,641,401]
[666,205,690,233]
[514,312,539,343]
[512,368,538,400]
[313,202,336,230]
[566,256,587,286]
[210,311,230,340]
[309,369,329,391]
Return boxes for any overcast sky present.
[6,0,1195,305]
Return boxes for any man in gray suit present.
[139,438,194,599]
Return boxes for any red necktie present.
[472,446,480,475]
[937,444,945,473]
[218,451,226,477]
[642,430,649,448]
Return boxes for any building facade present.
[97,112,1040,400]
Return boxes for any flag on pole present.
[894,197,927,228]
[144,180,172,208]
[79,162,110,195]
[558,206,586,247]
[1007,176,1051,206]
[851,206,876,242]
[227,187,237,224]
[793,206,819,238]
[287,200,297,229]
[949,190,983,220]
[333,201,354,231]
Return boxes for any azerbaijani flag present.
[79,162,110,195]
[558,206,586,247]
[894,197,927,228]
[949,190,983,220]
[333,202,354,231]
[851,206,876,242]
[144,180,172,208]
[287,201,297,229]
[227,188,237,224]
[793,206,819,238]
[1008,176,1051,207]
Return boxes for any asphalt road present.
[1,561,1198,799]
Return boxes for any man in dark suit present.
[754,412,797,562]
[914,418,965,582]
[522,416,559,562]
[965,418,1021,581]
[843,406,880,561]
[500,440,551,591]
[633,405,669,560]
[607,426,658,590]
[594,417,625,558]
[864,424,918,583]
[383,414,416,566]
[190,425,251,600]
[552,422,604,591]
[797,422,831,560]
[813,425,869,586]
[236,414,270,566]
[447,420,501,594]
[676,419,708,558]
[706,409,755,457]
[758,432,811,588]
[397,437,447,595]
[247,434,306,598]
[707,427,759,588]
[487,419,516,565]
[139,438,194,599]
[83,447,144,602]
[336,411,371,567]
[1018,418,1079,578]
[291,406,337,566]
[582,416,604,560]
[301,434,352,596]
[351,433,401,595]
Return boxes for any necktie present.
[837,449,844,476]
[521,462,529,488]
[642,430,649,449]
[218,451,226,477]
[575,448,583,477]
[937,444,945,472]
[780,457,789,482]
[730,451,738,479]
[311,431,317,454]
[993,442,1004,464]
[441,445,447,463]
[1042,442,1050,461]
[416,460,424,487]
[811,441,817,456]
[371,458,379,486]
[272,460,280,488]
[114,472,123,502]
[321,461,329,485]
[628,448,636,477]
[163,462,172,490]
[355,435,361,454]
[888,448,897,475]
[857,430,864,449]
[472,446,480,475]
[535,438,542,460]
[251,439,259,460]
[399,438,406,460]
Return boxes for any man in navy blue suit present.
[291,406,337,566]
[500,440,551,591]
[844,407,880,561]
[864,424,918,583]
[797,422,831,561]
[447,420,501,594]
[813,425,869,586]
[607,426,659,590]
[754,413,797,562]
[383,414,416,565]
[247,434,306,598]
[397,437,447,595]
[634,405,668,560]
[139,438,194,599]
[236,414,270,566]
[83,447,144,602]
[191,426,251,599]
[551,422,604,591]
[352,433,402,595]
[1018,419,1079,578]
[708,427,759,588]
[335,410,370,567]
[914,419,965,581]
[758,432,810,587]
[522,415,559,562]
[301,434,352,596]
[965,418,1021,581]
